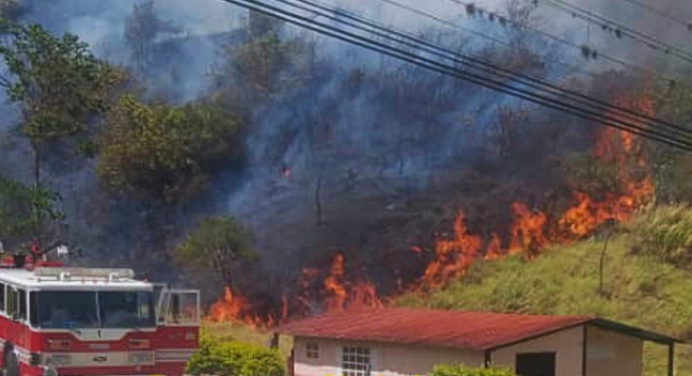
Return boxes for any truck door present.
[157,289,200,326]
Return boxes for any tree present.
[124,0,179,75]
[186,330,283,376]
[431,364,516,376]
[212,12,309,101]
[0,20,121,243]
[0,0,22,21]
[175,215,258,292]
[97,94,244,202]
[0,178,63,246]
[649,80,692,203]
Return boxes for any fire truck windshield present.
[29,290,155,330]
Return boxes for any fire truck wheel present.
[3,350,18,376]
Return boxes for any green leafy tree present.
[213,12,310,101]
[0,20,120,242]
[0,178,63,244]
[186,330,283,376]
[0,0,21,21]
[124,0,180,75]
[649,80,692,203]
[431,364,517,376]
[97,94,244,202]
[175,215,257,291]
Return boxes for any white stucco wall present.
[293,337,484,376]
[490,326,584,376]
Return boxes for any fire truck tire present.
[2,350,18,376]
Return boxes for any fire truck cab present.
[0,260,200,376]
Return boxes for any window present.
[306,343,319,359]
[18,289,26,320]
[0,283,5,312]
[28,290,155,329]
[515,352,556,376]
[29,291,98,329]
[98,291,155,328]
[6,287,26,321]
[342,347,371,376]
[6,286,15,315]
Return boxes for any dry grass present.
[202,320,294,360]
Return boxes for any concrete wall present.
[586,326,642,376]
[293,337,484,376]
[490,326,583,376]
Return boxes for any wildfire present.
[324,254,348,311]
[484,233,503,261]
[208,287,259,326]
[559,94,654,238]
[205,93,656,328]
[509,202,549,256]
[421,211,482,289]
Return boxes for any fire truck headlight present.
[128,352,153,364]
[41,364,58,376]
[46,354,71,366]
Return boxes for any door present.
[157,289,200,326]
[516,352,556,376]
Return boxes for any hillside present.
[396,206,692,376]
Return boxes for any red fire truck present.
[0,254,200,376]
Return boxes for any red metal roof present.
[277,307,593,350]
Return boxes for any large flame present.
[509,202,548,257]
[559,94,654,238]
[421,211,482,289]
[208,287,259,327]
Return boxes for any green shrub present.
[633,206,692,271]
[186,329,284,376]
[431,364,516,376]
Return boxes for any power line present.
[293,0,691,138]
[214,0,692,152]
[535,0,692,65]
[433,0,681,86]
[219,0,692,150]
[617,0,692,33]
[372,0,603,84]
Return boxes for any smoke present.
[0,0,686,303]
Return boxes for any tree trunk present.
[599,231,613,297]
[314,175,324,226]
[32,142,42,246]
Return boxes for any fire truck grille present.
[43,352,155,367]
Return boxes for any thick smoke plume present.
[0,0,689,311]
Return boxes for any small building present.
[276,307,680,376]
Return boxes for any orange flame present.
[208,287,260,327]
[484,233,503,261]
[559,94,654,238]
[421,211,482,289]
[324,254,348,311]
[509,202,548,256]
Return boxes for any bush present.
[186,330,284,376]
[633,206,692,271]
[431,364,517,376]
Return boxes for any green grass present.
[397,206,692,376]
[203,321,294,360]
